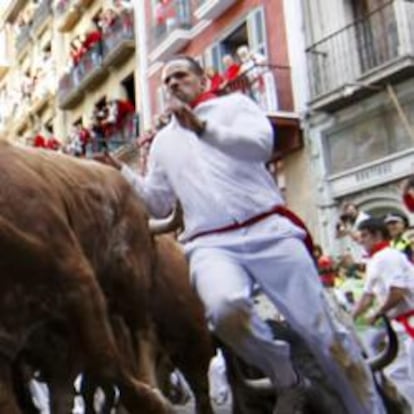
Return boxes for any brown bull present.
[13,234,214,414]
[0,141,171,413]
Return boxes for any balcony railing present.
[15,25,31,55]
[32,0,51,34]
[85,113,139,155]
[221,64,302,158]
[78,42,106,89]
[58,42,107,109]
[58,69,81,108]
[150,0,192,60]
[306,0,414,111]
[221,64,292,114]
[102,10,135,67]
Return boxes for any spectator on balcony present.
[155,0,176,33]
[107,97,135,130]
[237,45,267,104]
[221,54,241,90]
[83,21,103,52]
[91,102,109,152]
[205,67,224,94]
[100,8,118,32]
[33,133,47,149]
[67,127,84,157]
[70,35,86,67]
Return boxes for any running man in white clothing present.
[353,217,414,409]
[97,56,386,414]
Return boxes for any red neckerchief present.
[369,241,390,257]
[190,91,217,109]
[404,193,414,212]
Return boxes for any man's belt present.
[395,309,414,338]
[188,205,314,254]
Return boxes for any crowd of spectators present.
[30,96,135,156]
[65,1,132,76]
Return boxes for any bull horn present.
[231,355,274,394]
[149,204,183,235]
[241,377,274,395]
[366,315,398,371]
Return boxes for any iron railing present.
[57,70,75,103]
[152,0,192,43]
[77,41,103,85]
[15,25,31,54]
[220,64,291,113]
[102,10,134,58]
[85,112,139,155]
[32,0,51,33]
[306,0,414,100]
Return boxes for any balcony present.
[2,0,26,24]
[55,0,80,32]
[150,0,192,62]
[32,0,52,35]
[102,11,135,68]
[58,43,107,109]
[223,64,302,159]
[15,25,32,57]
[58,70,82,109]
[85,113,139,156]
[77,43,107,90]
[194,0,238,21]
[306,0,414,112]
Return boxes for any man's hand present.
[93,151,122,170]
[167,97,206,135]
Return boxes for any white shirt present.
[121,93,284,242]
[364,247,414,318]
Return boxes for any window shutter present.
[247,7,268,57]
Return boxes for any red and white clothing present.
[121,93,386,414]
[364,246,414,319]
[363,245,414,408]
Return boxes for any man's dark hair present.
[358,217,390,240]
[165,55,205,77]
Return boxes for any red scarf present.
[190,91,217,109]
[369,241,390,257]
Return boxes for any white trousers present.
[185,214,386,414]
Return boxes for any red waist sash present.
[188,205,314,254]
[396,309,414,338]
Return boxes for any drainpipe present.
[134,0,152,131]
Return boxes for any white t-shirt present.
[363,247,414,318]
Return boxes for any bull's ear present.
[149,203,183,235]
[367,315,398,372]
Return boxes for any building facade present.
[0,0,138,160]
[142,0,317,233]
[303,0,414,253]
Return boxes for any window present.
[203,7,267,72]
